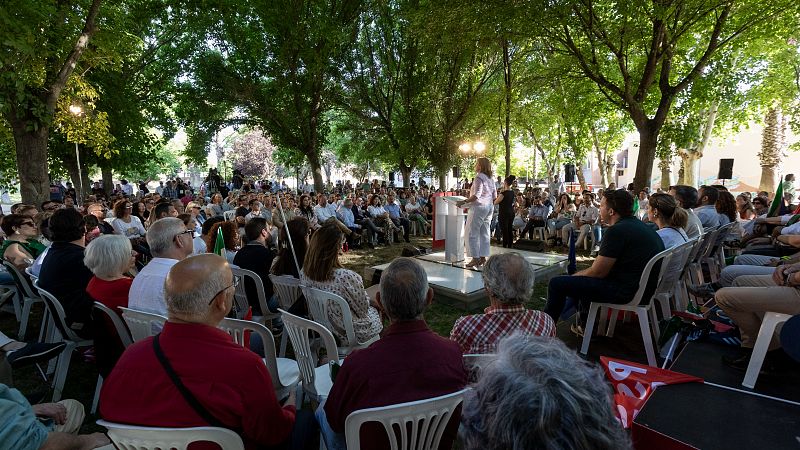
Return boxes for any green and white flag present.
[768,175,783,217]
[213,226,227,259]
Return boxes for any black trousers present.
[499,214,514,248]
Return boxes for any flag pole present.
[275,191,301,276]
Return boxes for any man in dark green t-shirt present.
[545,189,665,334]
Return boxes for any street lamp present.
[69,105,84,204]
[458,140,485,183]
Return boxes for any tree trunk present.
[399,165,412,188]
[306,150,325,193]
[758,106,782,194]
[438,170,447,192]
[575,161,587,191]
[10,124,50,206]
[658,158,672,189]
[62,151,81,200]
[677,150,701,187]
[501,39,512,178]
[632,124,659,191]
[101,163,113,195]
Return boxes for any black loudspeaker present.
[452,166,461,178]
[564,163,576,183]
[718,159,734,180]
[389,172,395,182]
[513,239,545,252]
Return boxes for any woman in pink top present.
[458,157,497,268]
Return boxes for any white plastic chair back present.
[231,267,277,323]
[223,210,236,222]
[217,317,298,398]
[120,307,167,342]
[303,286,360,347]
[34,284,87,343]
[279,308,340,400]
[97,420,244,450]
[654,240,695,296]
[24,266,38,283]
[617,245,676,308]
[93,302,133,348]
[344,389,467,450]
[34,283,92,401]
[270,274,302,310]
[2,260,42,339]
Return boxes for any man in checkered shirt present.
[450,252,556,354]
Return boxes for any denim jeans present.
[545,275,629,325]
[316,399,347,450]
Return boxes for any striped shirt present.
[450,304,556,354]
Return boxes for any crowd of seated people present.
[1,172,798,449]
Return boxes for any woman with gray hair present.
[459,335,631,450]
[85,234,136,315]
[84,234,136,377]
[450,252,555,354]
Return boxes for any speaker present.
[564,163,576,183]
[513,239,545,252]
[718,159,734,180]
[389,171,395,182]
[452,166,461,178]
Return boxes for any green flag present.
[213,226,227,259]
[768,176,783,217]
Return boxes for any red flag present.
[600,357,703,428]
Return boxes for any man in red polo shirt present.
[318,257,467,449]
[99,254,312,449]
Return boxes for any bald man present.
[100,254,314,449]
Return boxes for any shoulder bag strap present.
[152,334,237,431]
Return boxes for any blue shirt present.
[384,203,402,219]
[695,205,720,228]
[0,384,49,450]
[528,204,552,220]
[338,206,359,228]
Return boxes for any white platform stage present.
[368,247,568,310]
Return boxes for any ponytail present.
[669,207,688,229]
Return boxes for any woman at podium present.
[458,157,497,267]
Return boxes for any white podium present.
[435,196,467,263]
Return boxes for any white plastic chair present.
[223,210,237,222]
[2,260,43,340]
[97,420,244,450]
[279,308,339,404]
[270,274,303,356]
[703,222,736,282]
[33,285,93,402]
[217,317,300,401]
[344,389,467,450]
[302,286,378,357]
[651,239,697,320]
[90,302,133,414]
[581,246,677,366]
[675,235,707,311]
[120,307,167,342]
[231,267,286,356]
[742,312,792,389]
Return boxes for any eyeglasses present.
[208,277,240,305]
[173,229,194,240]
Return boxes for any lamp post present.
[68,105,84,205]
[458,140,486,185]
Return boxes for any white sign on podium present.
[436,196,467,263]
